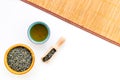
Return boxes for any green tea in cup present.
[28,22,50,44]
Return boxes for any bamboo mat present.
[22,0,120,46]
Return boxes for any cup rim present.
[4,44,35,75]
[27,21,50,44]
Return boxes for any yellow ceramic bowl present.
[4,44,35,75]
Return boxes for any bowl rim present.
[4,43,35,75]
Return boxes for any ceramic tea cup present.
[4,44,35,75]
[27,21,50,44]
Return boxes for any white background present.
[0,0,120,80]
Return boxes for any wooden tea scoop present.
[42,37,65,62]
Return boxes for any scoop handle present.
[54,37,65,49]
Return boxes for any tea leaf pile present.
[7,46,32,72]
